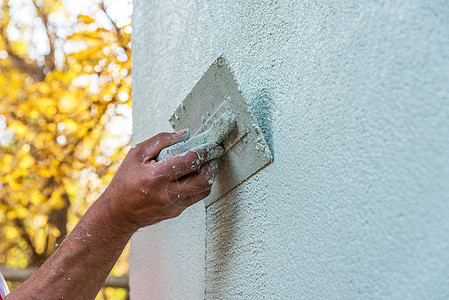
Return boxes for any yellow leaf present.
[16,206,28,219]
[8,120,28,138]
[48,189,66,210]
[30,190,45,205]
[19,154,35,169]
[6,210,16,220]
[58,94,78,113]
[64,119,79,132]
[0,154,14,173]
[65,182,78,195]
[4,226,19,240]
[78,14,95,24]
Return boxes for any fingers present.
[135,129,190,160]
[166,160,218,198]
[154,144,223,180]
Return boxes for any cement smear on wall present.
[131,0,449,299]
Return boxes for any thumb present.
[137,129,190,160]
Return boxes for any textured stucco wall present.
[130,1,449,299]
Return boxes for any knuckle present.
[186,151,203,166]
[155,132,172,142]
[132,142,144,154]
[150,166,169,181]
[185,150,196,160]
[141,170,156,182]
[169,156,183,168]
[152,172,168,183]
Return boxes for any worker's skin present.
[5,130,223,300]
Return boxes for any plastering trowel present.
[157,57,273,206]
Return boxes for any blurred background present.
[0,0,132,298]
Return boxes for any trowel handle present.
[156,113,236,162]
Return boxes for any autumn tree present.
[0,0,132,297]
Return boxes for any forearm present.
[6,196,132,300]
[5,131,220,299]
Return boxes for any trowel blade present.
[169,56,273,207]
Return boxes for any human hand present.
[99,130,224,233]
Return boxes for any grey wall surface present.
[130,1,449,299]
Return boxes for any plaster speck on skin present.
[74,233,92,241]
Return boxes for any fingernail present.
[176,128,190,140]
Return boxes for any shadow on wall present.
[250,88,274,156]
[205,192,240,295]
[205,178,268,296]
